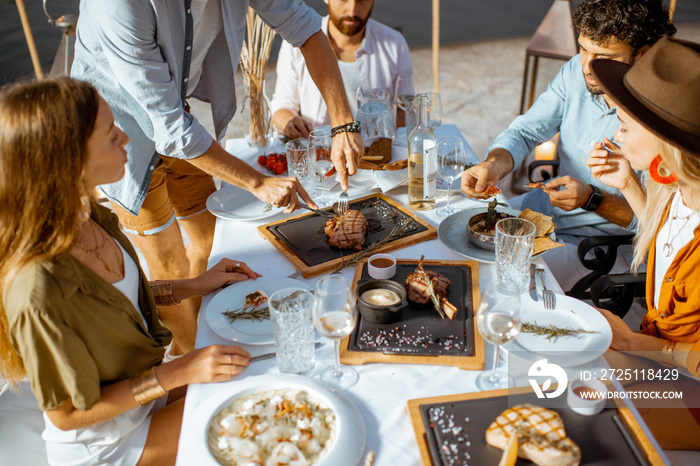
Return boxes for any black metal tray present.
[420,391,647,466]
[347,262,475,357]
[267,196,427,267]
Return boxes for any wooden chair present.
[519,0,578,114]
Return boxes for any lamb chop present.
[324,210,368,251]
[404,256,457,319]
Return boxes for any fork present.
[536,267,556,310]
[337,190,349,215]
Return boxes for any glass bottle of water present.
[408,93,437,210]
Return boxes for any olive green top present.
[4,203,172,411]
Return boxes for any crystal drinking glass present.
[313,275,358,389]
[309,128,333,207]
[436,136,467,218]
[475,281,522,391]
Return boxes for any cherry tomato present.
[266,158,276,170]
[273,162,285,175]
[257,155,267,166]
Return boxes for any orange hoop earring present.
[649,155,679,185]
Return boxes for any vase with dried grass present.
[240,8,276,148]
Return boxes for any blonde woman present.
[0,78,259,465]
[586,38,700,449]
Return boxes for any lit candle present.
[535,141,556,160]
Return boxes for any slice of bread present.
[361,137,392,164]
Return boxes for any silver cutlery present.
[250,342,323,363]
[298,203,337,218]
[337,190,349,215]
[529,263,538,302]
[536,267,556,310]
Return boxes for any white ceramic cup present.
[566,378,607,416]
[367,254,397,280]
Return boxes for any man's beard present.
[585,79,605,95]
[329,6,372,36]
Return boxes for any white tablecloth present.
[176,127,666,465]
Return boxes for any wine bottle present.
[408,93,437,210]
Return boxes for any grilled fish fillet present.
[486,403,581,466]
[324,210,368,250]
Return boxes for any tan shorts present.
[112,156,216,236]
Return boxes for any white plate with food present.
[186,374,367,466]
[438,206,521,263]
[206,183,282,221]
[504,295,612,367]
[206,277,311,345]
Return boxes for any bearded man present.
[271,0,414,139]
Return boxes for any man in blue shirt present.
[72,0,363,354]
[461,0,675,291]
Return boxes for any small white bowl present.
[367,254,397,280]
[567,378,607,416]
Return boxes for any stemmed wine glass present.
[436,136,467,218]
[309,128,333,207]
[475,281,522,391]
[313,275,358,390]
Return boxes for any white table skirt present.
[176,128,666,465]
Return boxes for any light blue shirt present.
[490,55,637,240]
[72,0,321,215]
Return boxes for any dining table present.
[175,124,668,466]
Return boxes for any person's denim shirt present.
[72,0,321,215]
[489,55,638,240]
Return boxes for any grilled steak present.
[404,256,457,319]
[324,210,368,250]
[486,404,581,466]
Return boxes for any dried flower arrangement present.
[240,8,276,147]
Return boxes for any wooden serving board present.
[257,193,437,278]
[407,386,665,466]
[339,258,484,370]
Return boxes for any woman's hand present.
[158,345,251,388]
[586,138,637,191]
[171,259,262,302]
[597,307,635,351]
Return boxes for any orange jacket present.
[641,213,700,377]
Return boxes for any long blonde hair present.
[632,137,700,271]
[0,77,99,384]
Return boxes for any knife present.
[250,342,323,363]
[529,263,539,302]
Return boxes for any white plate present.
[505,295,612,367]
[206,183,282,221]
[438,206,521,263]
[186,374,366,466]
[206,278,311,345]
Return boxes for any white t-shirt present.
[187,0,223,95]
[654,190,700,307]
[337,59,361,117]
[42,243,164,466]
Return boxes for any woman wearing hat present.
[0,77,259,465]
[587,37,700,449]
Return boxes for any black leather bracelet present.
[330,120,361,137]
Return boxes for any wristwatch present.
[582,184,603,211]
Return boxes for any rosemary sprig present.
[521,321,598,341]
[332,220,414,273]
[421,269,446,319]
[223,306,270,323]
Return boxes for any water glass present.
[476,282,522,390]
[495,218,536,294]
[357,87,395,138]
[269,288,316,375]
[285,138,314,192]
[309,128,333,207]
[436,136,467,218]
[356,104,394,143]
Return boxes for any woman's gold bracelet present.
[129,367,167,405]
[150,281,181,306]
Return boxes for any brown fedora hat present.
[590,37,700,156]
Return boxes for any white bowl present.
[567,378,607,416]
[367,253,397,279]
